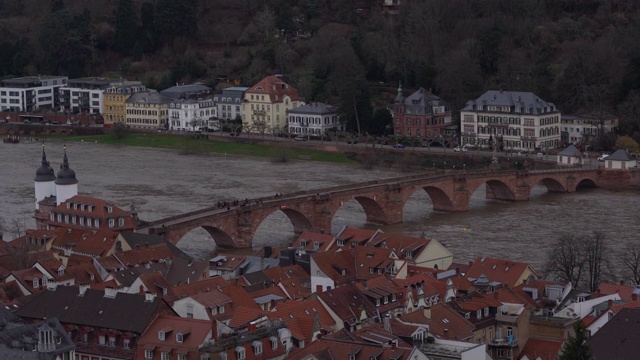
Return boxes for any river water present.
[1,139,639,273]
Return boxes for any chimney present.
[145,292,157,302]
[607,299,613,308]
[423,307,431,319]
[455,267,460,274]
[383,314,391,332]
[78,284,90,296]
[104,287,117,298]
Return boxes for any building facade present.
[393,86,452,138]
[214,87,248,121]
[0,76,68,112]
[168,98,217,131]
[59,77,121,114]
[125,91,171,130]
[460,90,561,151]
[287,102,343,137]
[561,114,618,146]
[160,83,212,101]
[242,76,304,132]
[103,81,146,125]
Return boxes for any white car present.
[597,154,609,161]
[294,135,307,141]
[454,146,468,152]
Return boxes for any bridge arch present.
[200,225,236,248]
[402,185,454,213]
[575,177,598,190]
[531,177,567,193]
[468,179,516,202]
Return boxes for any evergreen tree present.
[114,0,139,55]
[558,321,592,360]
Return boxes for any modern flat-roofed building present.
[0,76,68,112]
[460,90,561,151]
[59,77,122,114]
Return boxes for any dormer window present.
[212,307,218,315]
[253,341,262,355]
[236,347,246,360]
[484,307,489,316]
[219,305,225,314]
[118,218,125,226]
[158,330,165,340]
[465,312,470,319]
[66,203,70,209]
[107,206,113,213]
[33,278,39,288]
[58,268,64,276]
[161,351,171,360]
[477,310,482,319]
[145,349,153,359]
[176,333,183,343]
[349,354,356,360]
[108,219,115,228]
[270,337,278,350]
[81,204,85,211]
[300,240,307,247]
[337,239,345,246]
[42,277,48,286]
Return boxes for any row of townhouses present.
[0,75,617,151]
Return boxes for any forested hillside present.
[1,0,640,136]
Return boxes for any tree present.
[113,0,139,55]
[558,321,592,360]
[615,135,640,154]
[112,122,128,139]
[545,232,613,292]
[368,108,393,136]
[620,244,640,285]
[618,90,640,134]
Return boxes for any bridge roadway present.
[138,167,602,247]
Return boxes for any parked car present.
[598,154,609,161]
[294,135,307,141]
[454,146,468,152]
[393,143,405,149]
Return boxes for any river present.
[1,139,639,273]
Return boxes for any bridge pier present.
[434,187,471,212]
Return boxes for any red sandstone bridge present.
[140,167,604,248]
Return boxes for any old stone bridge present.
[140,167,606,249]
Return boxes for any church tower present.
[34,144,56,209]
[54,145,78,205]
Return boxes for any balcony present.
[496,313,518,324]
[489,338,518,347]
[520,136,537,141]
[252,109,266,116]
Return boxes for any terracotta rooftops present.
[519,338,563,360]
[467,256,538,288]
[246,75,302,102]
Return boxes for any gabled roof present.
[557,145,582,157]
[48,195,136,230]
[606,149,634,161]
[598,281,640,301]
[519,338,563,360]
[317,284,376,324]
[401,304,475,341]
[467,256,538,288]
[587,308,640,359]
[14,286,165,333]
[51,228,120,257]
[136,314,212,358]
[311,250,357,285]
[126,90,171,104]
[246,75,302,102]
[268,298,336,342]
[287,338,417,360]
[287,102,338,116]
[165,277,234,304]
[113,243,181,267]
[291,231,335,252]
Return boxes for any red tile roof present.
[467,256,538,287]
[333,227,377,249]
[136,314,213,360]
[46,195,136,231]
[165,277,234,304]
[519,338,563,360]
[598,281,638,301]
[401,304,475,341]
[291,232,335,252]
[288,338,416,360]
[317,284,376,326]
[268,298,337,342]
[51,228,120,257]
[218,330,287,360]
[246,75,303,102]
[113,243,178,267]
[311,250,357,285]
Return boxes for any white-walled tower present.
[34,144,57,209]
[54,145,78,205]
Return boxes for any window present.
[219,305,225,314]
[178,355,187,360]
[99,335,106,345]
[123,338,130,349]
[484,307,489,316]
[33,279,39,288]
[161,352,171,360]
[82,333,89,343]
[496,349,504,357]
[176,333,183,343]
[253,342,262,355]
[477,310,482,319]
[271,338,277,350]
[158,331,165,341]
[237,348,246,360]
[108,219,115,227]
[211,307,217,315]
[109,336,116,347]
[186,304,194,318]
[145,350,153,359]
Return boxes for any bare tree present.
[544,234,586,289]
[621,244,640,285]
[545,232,613,291]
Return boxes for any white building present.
[168,98,217,131]
[603,149,637,170]
[556,145,584,166]
[287,102,343,137]
[0,76,68,112]
[460,90,561,152]
[561,114,618,146]
[213,87,248,121]
[59,77,121,114]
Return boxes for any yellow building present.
[102,81,146,125]
[125,90,171,130]
[242,75,304,132]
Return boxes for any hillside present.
[1,0,640,137]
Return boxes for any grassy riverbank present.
[42,133,354,164]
